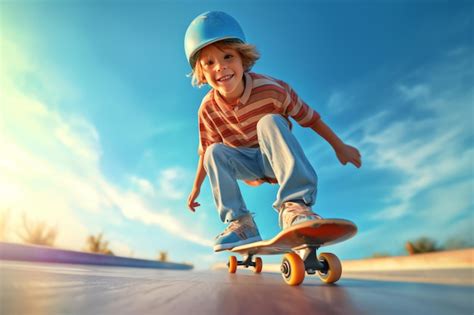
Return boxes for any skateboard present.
[226,219,357,286]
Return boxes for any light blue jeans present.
[203,114,318,223]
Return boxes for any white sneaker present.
[279,202,322,229]
[213,215,262,251]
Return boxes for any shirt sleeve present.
[279,80,320,127]
[198,106,222,155]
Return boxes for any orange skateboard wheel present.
[317,252,342,283]
[254,257,263,273]
[228,256,237,273]
[281,253,305,286]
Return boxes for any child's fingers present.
[188,202,200,212]
[187,201,193,211]
[352,155,362,168]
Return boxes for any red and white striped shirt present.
[198,72,320,155]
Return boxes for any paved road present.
[1,261,472,315]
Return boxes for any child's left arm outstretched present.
[187,154,207,212]
[311,119,362,168]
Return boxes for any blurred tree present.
[84,233,114,256]
[371,252,391,258]
[0,209,11,241]
[17,213,57,246]
[158,251,168,262]
[405,237,439,255]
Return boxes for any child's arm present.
[311,119,362,168]
[187,154,207,212]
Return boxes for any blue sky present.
[1,0,472,269]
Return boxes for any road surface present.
[1,261,472,315]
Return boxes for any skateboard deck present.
[226,219,357,286]
[231,219,357,255]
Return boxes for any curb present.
[0,242,193,270]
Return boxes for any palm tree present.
[17,213,57,246]
[158,251,168,262]
[405,237,439,255]
[84,233,114,255]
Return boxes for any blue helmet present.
[184,11,246,68]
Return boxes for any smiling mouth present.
[217,74,234,82]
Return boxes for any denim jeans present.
[203,114,318,223]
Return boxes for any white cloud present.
[418,179,473,222]
[157,167,188,200]
[0,38,213,252]
[398,84,431,101]
[55,116,101,163]
[360,49,473,222]
[106,189,212,247]
[447,46,468,57]
[130,176,155,196]
[344,177,473,258]
[371,204,409,221]
[151,122,186,136]
[326,90,346,114]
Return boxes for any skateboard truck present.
[280,246,328,275]
[227,253,263,273]
[227,246,328,275]
[294,246,327,275]
[226,255,256,268]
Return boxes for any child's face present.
[198,44,245,103]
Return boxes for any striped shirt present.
[198,72,320,155]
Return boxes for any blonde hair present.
[189,40,260,87]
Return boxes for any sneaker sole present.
[213,236,262,252]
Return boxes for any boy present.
[184,11,361,251]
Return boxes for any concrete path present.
[1,261,472,315]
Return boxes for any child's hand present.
[244,179,265,186]
[336,144,362,168]
[187,188,201,212]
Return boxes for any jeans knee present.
[203,143,227,168]
[257,114,287,134]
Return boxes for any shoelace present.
[216,214,257,238]
[281,204,317,227]
[216,220,240,238]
